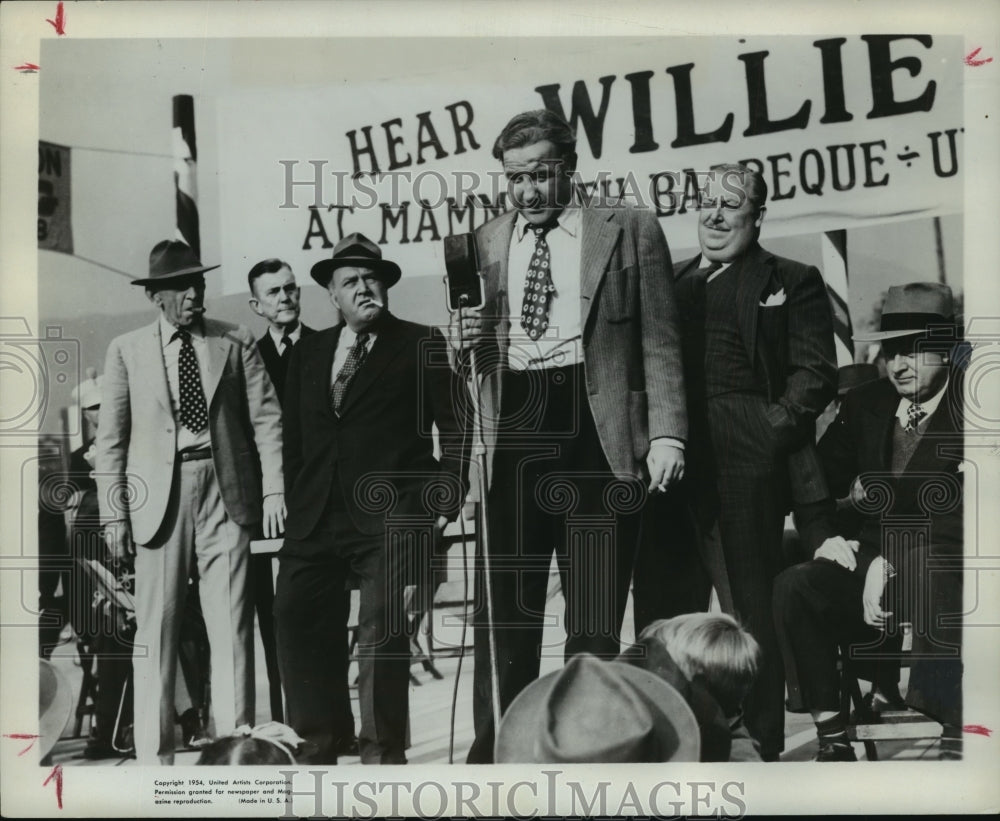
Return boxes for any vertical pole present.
[933,216,947,284]
[172,95,200,256]
[821,229,855,366]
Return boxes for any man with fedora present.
[274,232,468,764]
[96,239,284,764]
[774,282,965,761]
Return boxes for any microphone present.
[443,233,484,311]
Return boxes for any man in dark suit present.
[274,233,468,765]
[666,164,837,760]
[774,283,965,761]
[96,240,284,764]
[451,109,687,762]
[245,258,315,727]
[248,259,315,404]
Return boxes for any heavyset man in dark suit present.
[96,240,285,764]
[274,233,468,764]
[668,164,837,759]
[774,283,965,761]
[244,258,313,726]
[451,109,687,762]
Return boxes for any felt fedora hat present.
[495,653,701,764]
[854,282,958,342]
[130,240,220,286]
[310,232,402,289]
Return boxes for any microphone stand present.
[459,294,503,735]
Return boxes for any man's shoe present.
[334,735,360,757]
[815,741,858,762]
[178,708,211,750]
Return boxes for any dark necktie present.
[521,224,557,340]
[696,261,723,283]
[331,332,370,415]
[280,333,293,365]
[172,329,208,433]
[905,402,927,434]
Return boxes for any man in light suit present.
[96,240,284,764]
[275,233,467,765]
[451,109,687,762]
[667,164,837,759]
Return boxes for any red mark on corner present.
[965,47,993,67]
[3,732,40,755]
[963,724,993,737]
[43,764,64,809]
[14,63,40,73]
[46,2,66,36]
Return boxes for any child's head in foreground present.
[196,734,296,766]
[639,612,760,717]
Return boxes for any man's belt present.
[178,447,213,462]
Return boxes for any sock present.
[815,714,849,745]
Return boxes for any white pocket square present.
[760,289,786,307]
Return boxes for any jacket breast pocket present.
[602,265,637,323]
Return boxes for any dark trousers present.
[274,486,410,765]
[250,553,284,722]
[705,393,790,757]
[632,485,711,635]
[773,559,903,714]
[467,365,643,763]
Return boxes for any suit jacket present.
[256,323,315,406]
[674,243,837,510]
[283,313,468,540]
[802,375,964,724]
[470,204,686,485]
[95,317,283,545]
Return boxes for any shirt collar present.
[514,206,580,242]
[268,322,301,350]
[895,378,949,429]
[339,323,376,349]
[160,314,204,346]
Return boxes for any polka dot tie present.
[172,329,208,433]
[905,402,927,434]
[521,225,556,340]
[331,332,370,415]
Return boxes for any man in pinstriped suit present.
[667,164,837,760]
[451,109,687,762]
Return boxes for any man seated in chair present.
[773,283,965,761]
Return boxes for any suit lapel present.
[145,320,172,415]
[203,319,230,404]
[337,316,407,417]
[580,207,622,328]
[735,244,772,364]
[863,383,901,471]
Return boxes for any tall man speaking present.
[672,164,837,759]
[451,109,687,762]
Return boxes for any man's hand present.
[447,305,483,353]
[849,475,868,507]
[263,493,286,539]
[647,442,685,494]
[104,520,134,564]
[814,536,860,571]
[862,557,892,629]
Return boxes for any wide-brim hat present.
[39,659,72,759]
[854,282,959,342]
[495,653,700,763]
[310,232,401,289]
[130,239,220,286]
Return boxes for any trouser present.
[467,365,643,763]
[275,484,414,765]
[132,459,254,765]
[704,393,789,757]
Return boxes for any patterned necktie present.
[905,402,927,434]
[172,329,208,433]
[331,332,370,415]
[521,224,557,340]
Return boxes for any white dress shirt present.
[331,324,377,385]
[268,321,303,352]
[692,253,733,283]
[507,207,583,371]
[895,379,948,434]
[159,315,212,451]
